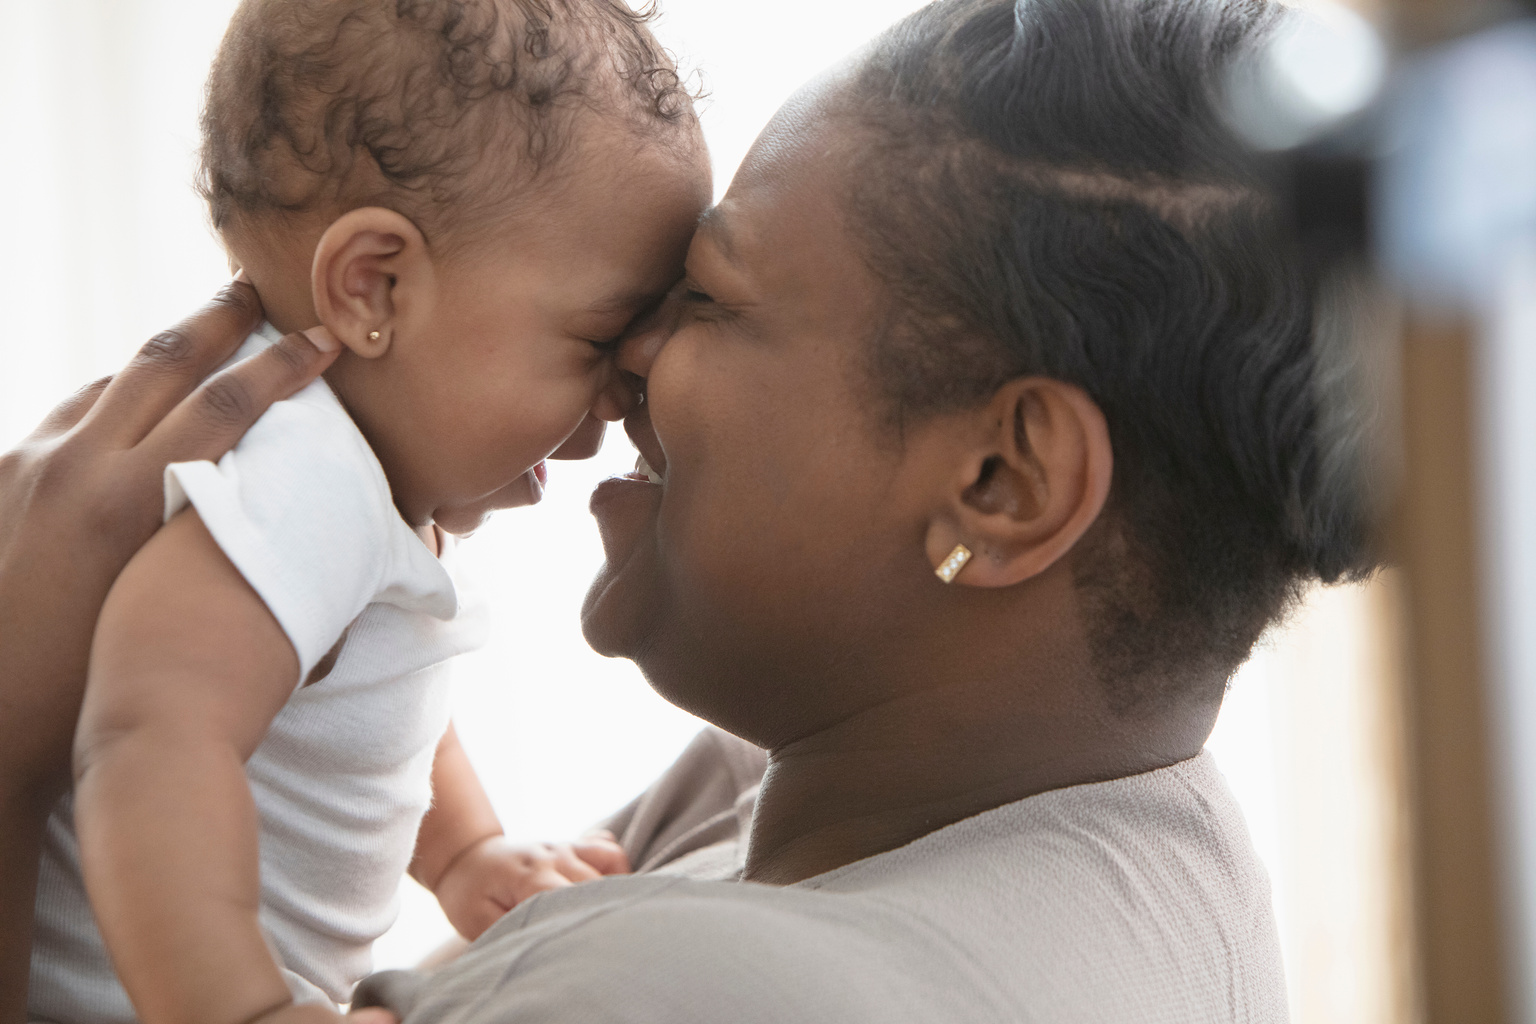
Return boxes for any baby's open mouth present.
[628,454,664,485]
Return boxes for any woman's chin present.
[581,475,665,658]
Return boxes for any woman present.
[2,0,1368,1020]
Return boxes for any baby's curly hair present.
[199,0,696,244]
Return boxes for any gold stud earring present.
[935,543,973,584]
[368,331,381,343]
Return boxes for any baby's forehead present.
[433,128,705,330]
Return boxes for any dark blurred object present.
[1394,0,1521,46]
[1274,140,1373,285]
[1222,3,1385,282]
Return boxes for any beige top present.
[366,737,1287,1023]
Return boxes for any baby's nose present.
[615,284,685,380]
[592,369,643,424]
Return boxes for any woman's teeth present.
[635,455,663,485]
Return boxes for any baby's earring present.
[368,331,381,343]
[934,543,973,584]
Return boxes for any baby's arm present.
[74,509,325,1024]
[410,728,631,941]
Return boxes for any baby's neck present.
[250,301,438,545]
[230,242,440,537]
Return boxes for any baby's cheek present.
[528,378,610,448]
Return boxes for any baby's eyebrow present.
[583,290,661,317]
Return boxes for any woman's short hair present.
[846,0,1377,710]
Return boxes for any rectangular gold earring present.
[935,543,973,584]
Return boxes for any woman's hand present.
[0,278,338,1023]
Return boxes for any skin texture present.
[67,114,710,1024]
[0,279,338,1024]
[581,80,1223,886]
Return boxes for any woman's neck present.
[739,664,1217,885]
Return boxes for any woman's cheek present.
[644,337,695,439]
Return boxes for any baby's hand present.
[433,831,630,941]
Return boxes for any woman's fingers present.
[140,330,339,468]
[85,277,264,443]
[27,376,113,441]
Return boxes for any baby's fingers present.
[572,835,631,876]
[504,865,575,909]
[550,843,603,884]
[480,855,573,907]
[349,1010,400,1024]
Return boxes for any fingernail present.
[232,269,249,284]
[301,326,341,353]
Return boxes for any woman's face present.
[581,84,953,746]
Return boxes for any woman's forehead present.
[718,126,866,251]
[729,71,861,193]
[706,158,862,290]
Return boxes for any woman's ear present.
[924,377,1113,588]
[311,208,433,359]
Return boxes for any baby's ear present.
[311,208,432,358]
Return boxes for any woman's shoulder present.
[793,749,1286,1021]
[807,750,1276,947]
[398,758,1287,1024]
[403,874,980,1024]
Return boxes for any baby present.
[27,2,709,1023]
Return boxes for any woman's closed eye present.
[679,281,737,326]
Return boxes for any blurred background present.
[2,0,1533,1021]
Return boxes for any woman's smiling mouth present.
[620,403,668,485]
[629,454,664,484]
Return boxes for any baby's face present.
[338,130,711,535]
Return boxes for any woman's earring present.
[935,543,973,584]
[368,331,381,343]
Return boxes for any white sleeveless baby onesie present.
[29,323,488,1023]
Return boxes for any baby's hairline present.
[214,95,705,258]
[218,109,707,291]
